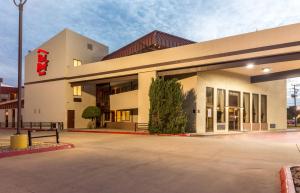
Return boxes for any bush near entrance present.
[148,78,187,134]
[82,106,101,129]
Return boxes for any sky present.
[1,0,300,104]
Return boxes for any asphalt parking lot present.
[0,130,299,193]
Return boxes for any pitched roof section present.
[102,30,195,60]
[0,86,18,94]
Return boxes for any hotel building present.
[6,23,300,134]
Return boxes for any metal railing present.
[28,129,59,146]
[134,123,148,132]
[0,122,64,131]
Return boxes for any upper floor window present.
[73,86,82,96]
[87,43,93,50]
[73,59,82,67]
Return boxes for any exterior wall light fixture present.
[246,63,255,69]
[262,68,271,73]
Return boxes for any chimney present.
[0,78,3,85]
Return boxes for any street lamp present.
[13,0,27,135]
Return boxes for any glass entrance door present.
[228,107,240,131]
[228,91,240,131]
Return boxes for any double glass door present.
[205,88,242,132]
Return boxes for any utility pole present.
[291,84,299,127]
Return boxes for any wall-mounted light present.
[262,68,271,73]
[246,63,255,69]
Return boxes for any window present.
[252,94,259,123]
[87,43,93,50]
[73,59,82,67]
[217,89,225,123]
[206,87,214,132]
[206,87,214,106]
[243,93,250,123]
[116,110,131,122]
[104,112,110,121]
[261,95,267,123]
[229,91,240,107]
[73,86,82,96]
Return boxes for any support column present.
[138,71,156,124]
[240,92,244,131]
[225,90,229,132]
[213,87,217,132]
[250,93,253,131]
[259,94,261,131]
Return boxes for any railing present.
[134,123,148,132]
[28,129,59,146]
[0,122,64,131]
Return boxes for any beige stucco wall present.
[66,83,96,129]
[138,71,156,124]
[24,80,66,123]
[177,76,198,132]
[67,23,300,83]
[110,90,138,110]
[0,110,4,123]
[197,70,287,133]
[24,29,108,128]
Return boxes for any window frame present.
[73,59,82,67]
[217,89,226,123]
[73,86,82,97]
[252,93,259,123]
[261,94,267,123]
[243,92,250,123]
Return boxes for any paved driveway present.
[0,130,299,193]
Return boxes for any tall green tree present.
[148,78,187,134]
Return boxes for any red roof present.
[102,30,195,60]
[0,86,18,94]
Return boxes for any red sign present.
[36,48,49,76]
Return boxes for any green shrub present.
[148,78,187,134]
[82,106,101,128]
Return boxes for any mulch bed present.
[291,167,300,193]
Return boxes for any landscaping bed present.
[0,142,74,158]
[291,167,300,193]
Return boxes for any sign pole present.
[13,0,27,135]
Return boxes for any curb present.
[280,166,296,193]
[68,130,191,137]
[0,143,75,159]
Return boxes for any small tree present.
[149,78,187,134]
[82,106,101,129]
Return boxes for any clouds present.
[1,0,300,86]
